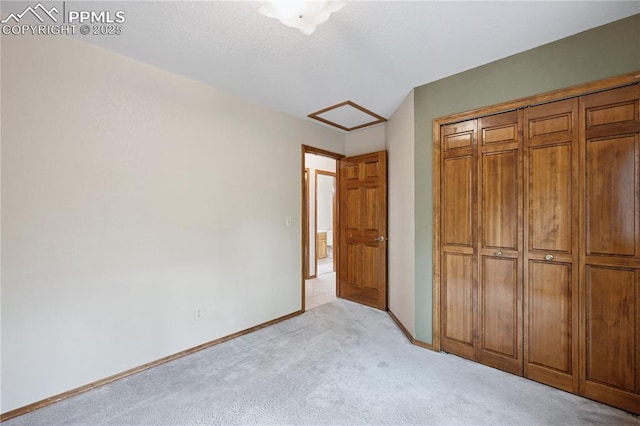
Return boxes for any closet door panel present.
[479,257,518,361]
[524,99,579,392]
[443,120,475,151]
[477,111,522,375]
[584,266,636,393]
[585,135,636,257]
[441,253,475,359]
[527,100,574,142]
[440,120,478,361]
[580,84,640,414]
[482,151,518,250]
[443,156,474,247]
[528,262,572,372]
[528,144,573,252]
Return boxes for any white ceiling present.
[3,1,639,131]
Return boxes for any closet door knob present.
[495,250,503,257]
[545,254,554,261]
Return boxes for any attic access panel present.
[308,101,386,131]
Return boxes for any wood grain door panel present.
[440,120,478,360]
[441,253,475,360]
[524,99,579,392]
[528,262,573,372]
[338,151,387,310]
[443,156,474,247]
[443,120,476,152]
[584,84,640,138]
[481,151,518,250]
[585,135,637,257]
[580,85,640,414]
[581,268,640,414]
[528,144,573,253]
[477,111,523,375]
[584,266,637,392]
[479,256,519,373]
[526,260,577,391]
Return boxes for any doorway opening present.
[302,145,343,311]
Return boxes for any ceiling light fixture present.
[258,1,346,35]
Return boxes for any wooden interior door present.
[338,150,387,310]
[477,111,523,375]
[439,119,478,361]
[579,85,640,414]
[523,99,579,392]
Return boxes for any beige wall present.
[1,33,344,412]
[344,124,386,157]
[386,91,415,335]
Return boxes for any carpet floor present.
[5,299,640,425]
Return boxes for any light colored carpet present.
[5,299,640,425]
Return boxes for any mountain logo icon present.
[1,3,59,24]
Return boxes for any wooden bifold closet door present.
[523,98,579,393]
[579,85,640,414]
[440,110,525,375]
[437,81,640,415]
[440,119,477,361]
[477,111,523,375]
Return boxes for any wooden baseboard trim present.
[387,309,434,351]
[387,309,413,342]
[0,309,304,422]
[412,338,434,350]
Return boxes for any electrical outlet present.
[195,308,202,321]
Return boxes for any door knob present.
[374,236,386,242]
[545,254,554,261]
[495,250,503,257]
